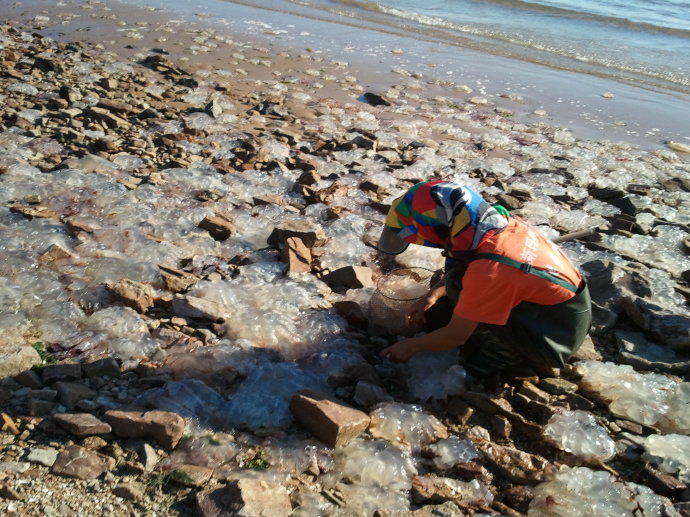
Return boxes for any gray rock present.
[82,358,121,378]
[622,297,690,351]
[51,445,115,480]
[14,370,43,389]
[26,447,59,467]
[54,381,97,409]
[197,479,292,517]
[0,343,41,378]
[616,330,690,374]
[41,363,82,384]
[172,295,227,322]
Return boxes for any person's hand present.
[405,287,443,329]
[380,338,420,363]
[406,297,431,329]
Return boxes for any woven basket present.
[368,267,435,336]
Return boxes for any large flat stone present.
[290,389,370,448]
[51,445,115,480]
[54,413,112,436]
[104,409,186,450]
[197,479,291,517]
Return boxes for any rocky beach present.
[0,1,689,516]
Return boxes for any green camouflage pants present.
[432,266,592,377]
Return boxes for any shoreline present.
[2,0,689,154]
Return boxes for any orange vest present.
[454,219,583,325]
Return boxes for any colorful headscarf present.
[381,180,509,258]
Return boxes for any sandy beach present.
[0,0,689,515]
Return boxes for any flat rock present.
[82,357,121,378]
[104,409,186,450]
[197,479,292,517]
[322,265,374,289]
[51,444,115,480]
[290,389,370,447]
[267,220,324,248]
[41,363,82,384]
[37,243,74,264]
[159,265,199,292]
[537,378,578,396]
[375,501,465,517]
[477,441,552,484]
[9,204,60,220]
[411,475,492,509]
[53,381,97,408]
[172,294,227,322]
[198,214,236,241]
[26,447,59,467]
[105,279,154,313]
[281,236,312,273]
[54,413,112,436]
[622,296,690,351]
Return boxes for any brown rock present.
[569,335,602,362]
[290,389,370,447]
[158,464,213,487]
[51,445,115,480]
[1,413,20,435]
[197,479,292,517]
[62,217,95,236]
[9,205,60,220]
[537,378,577,396]
[53,381,96,409]
[86,106,131,129]
[97,98,132,114]
[104,409,186,450]
[105,279,154,313]
[376,502,466,517]
[37,243,74,264]
[282,236,311,273]
[198,214,236,241]
[477,441,553,484]
[159,265,199,292]
[411,475,492,509]
[54,413,112,436]
[322,265,374,289]
[112,482,144,501]
[518,381,550,404]
[266,220,323,248]
[635,464,687,497]
[491,415,512,440]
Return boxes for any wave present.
[327,0,690,38]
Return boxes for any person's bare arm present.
[406,281,447,327]
[380,314,478,362]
